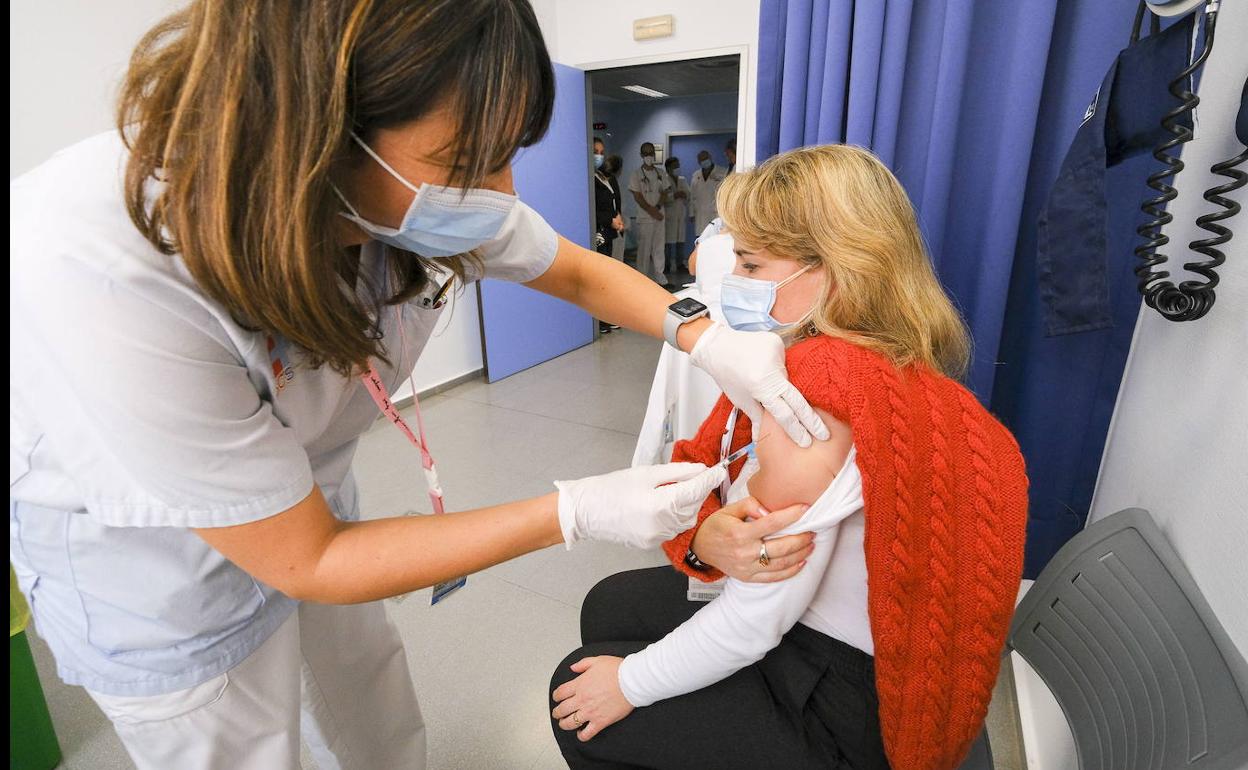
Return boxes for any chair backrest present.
[1008,508,1248,770]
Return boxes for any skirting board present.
[391,368,485,410]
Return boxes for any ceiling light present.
[622,84,668,98]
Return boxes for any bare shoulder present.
[747,407,853,511]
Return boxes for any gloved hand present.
[688,322,830,447]
[555,463,728,549]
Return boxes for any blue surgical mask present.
[642,155,656,168]
[337,133,517,257]
[720,265,814,332]
[700,159,714,171]
[593,153,605,169]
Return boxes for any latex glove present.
[689,321,830,447]
[555,463,727,549]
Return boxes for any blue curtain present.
[757,0,1151,573]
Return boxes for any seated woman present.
[550,145,1028,770]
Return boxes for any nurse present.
[690,150,729,237]
[8,2,827,769]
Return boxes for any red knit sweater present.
[663,336,1028,770]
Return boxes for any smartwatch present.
[663,297,709,349]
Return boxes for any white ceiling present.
[589,54,740,103]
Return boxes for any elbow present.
[271,573,327,603]
[280,578,365,605]
[267,556,354,605]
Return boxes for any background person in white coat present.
[663,156,691,274]
[628,142,671,285]
[690,149,728,237]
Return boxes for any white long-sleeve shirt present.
[617,449,870,708]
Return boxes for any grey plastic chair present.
[1007,508,1248,770]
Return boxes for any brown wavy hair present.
[118,0,554,374]
[718,145,971,379]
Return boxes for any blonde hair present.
[718,145,971,378]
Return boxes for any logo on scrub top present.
[266,334,296,392]
[1081,87,1100,127]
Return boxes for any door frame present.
[579,45,750,169]
[665,128,740,154]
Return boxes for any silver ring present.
[758,542,771,567]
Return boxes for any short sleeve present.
[476,200,559,283]
[11,249,315,529]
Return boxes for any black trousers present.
[596,231,616,258]
[549,567,889,770]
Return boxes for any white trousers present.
[88,601,424,770]
[635,219,667,283]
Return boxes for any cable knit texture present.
[662,336,1028,770]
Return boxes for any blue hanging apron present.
[1036,9,1196,336]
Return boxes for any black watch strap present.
[685,548,709,571]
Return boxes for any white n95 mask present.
[337,132,518,257]
[720,264,814,332]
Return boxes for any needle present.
[719,442,755,467]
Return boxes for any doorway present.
[586,53,740,289]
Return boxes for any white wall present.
[528,0,560,58]
[9,0,180,178]
[553,0,761,169]
[1089,0,1248,657]
[393,285,484,401]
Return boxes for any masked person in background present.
[592,137,625,334]
[662,156,691,275]
[628,142,672,286]
[603,154,627,262]
[690,149,728,238]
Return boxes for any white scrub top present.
[627,166,670,223]
[689,165,728,235]
[663,174,690,243]
[8,131,558,696]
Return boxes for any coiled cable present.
[1134,3,1246,321]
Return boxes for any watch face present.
[670,297,708,318]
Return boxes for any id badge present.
[387,511,468,605]
[687,575,726,602]
[431,575,467,605]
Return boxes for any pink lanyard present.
[359,364,445,515]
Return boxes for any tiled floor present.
[27,329,667,770]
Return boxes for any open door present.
[478,62,594,382]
